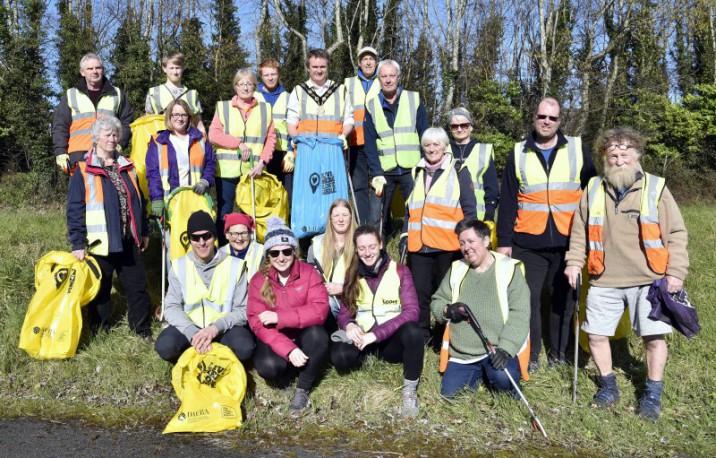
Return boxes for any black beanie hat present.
[186,210,216,236]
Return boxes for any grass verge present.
[1,205,714,457]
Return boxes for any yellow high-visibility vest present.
[355,260,402,332]
[213,101,271,178]
[461,143,494,220]
[254,90,289,151]
[365,90,421,171]
[344,75,381,146]
[147,85,200,114]
[66,87,121,153]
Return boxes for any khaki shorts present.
[582,285,672,337]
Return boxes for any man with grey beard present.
[564,127,689,421]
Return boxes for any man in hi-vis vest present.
[363,59,428,239]
[564,128,688,421]
[344,46,381,224]
[496,97,596,371]
[53,53,134,172]
[155,210,255,365]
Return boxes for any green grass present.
[1,204,715,456]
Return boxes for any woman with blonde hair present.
[307,198,357,321]
[247,217,330,418]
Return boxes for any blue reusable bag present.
[291,136,349,239]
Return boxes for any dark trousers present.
[330,321,424,380]
[409,250,461,342]
[253,325,329,390]
[512,245,575,362]
[370,170,414,240]
[88,241,151,337]
[215,176,240,242]
[154,325,255,364]
[266,149,294,209]
[348,146,370,225]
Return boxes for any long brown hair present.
[342,225,383,317]
[258,248,297,309]
[321,199,357,274]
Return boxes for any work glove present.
[283,150,295,173]
[150,200,164,218]
[489,348,511,371]
[445,302,469,323]
[56,154,70,172]
[192,178,209,195]
[339,134,348,150]
[371,176,387,197]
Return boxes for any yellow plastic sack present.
[130,114,165,199]
[578,267,631,352]
[163,343,246,434]
[19,251,102,359]
[166,186,215,261]
[235,172,289,243]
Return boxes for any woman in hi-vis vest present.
[331,225,423,418]
[209,68,276,238]
[306,198,357,327]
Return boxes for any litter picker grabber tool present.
[344,148,360,224]
[461,304,548,438]
[248,149,257,241]
[156,207,168,321]
[572,273,582,404]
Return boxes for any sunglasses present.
[189,232,214,242]
[267,248,294,258]
[450,123,471,131]
[535,114,559,122]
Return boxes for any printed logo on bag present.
[33,326,40,334]
[221,405,237,418]
[54,268,68,289]
[309,173,320,193]
[32,327,55,338]
[321,171,336,195]
[178,413,186,422]
[66,269,77,294]
[196,361,227,388]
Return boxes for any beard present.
[604,161,639,190]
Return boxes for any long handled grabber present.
[344,147,360,224]
[461,304,548,438]
[152,206,168,321]
[572,274,582,404]
[248,150,258,242]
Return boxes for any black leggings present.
[253,325,329,390]
[154,325,255,364]
[330,321,424,380]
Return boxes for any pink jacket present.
[248,261,329,360]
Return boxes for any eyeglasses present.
[450,123,471,131]
[267,248,294,258]
[535,114,559,122]
[189,232,214,242]
[171,114,189,119]
[228,231,250,239]
[607,143,634,151]
[235,82,253,87]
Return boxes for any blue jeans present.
[440,356,521,398]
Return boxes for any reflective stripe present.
[213,100,271,178]
[149,85,200,114]
[355,261,402,331]
[366,90,421,170]
[67,87,122,153]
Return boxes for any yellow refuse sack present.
[130,114,165,199]
[19,251,102,359]
[235,172,289,243]
[578,267,631,352]
[164,343,247,434]
[166,186,215,262]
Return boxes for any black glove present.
[445,303,469,323]
[489,348,511,371]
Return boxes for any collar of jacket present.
[155,127,204,144]
[84,149,134,175]
[75,76,116,97]
[358,250,390,278]
[267,258,302,284]
[378,87,404,107]
[524,129,569,151]
[415,153,454,170]
[357,69,377,83]
[257,83,286,95]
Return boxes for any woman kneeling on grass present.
[431,219,530,398]
[247,217,330,418]
[331,225,424,418]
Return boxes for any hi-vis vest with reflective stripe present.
[448,253,530,380]
[461,143,494,220]
[220,241,264,280]
[77,156,141,257]
[66,87,121,153]
[173,254,243,328]
[514,136,583,236]
[365,91,421,171]
[295,84,346,138]
[311,234,346,283]
[344,76,381,146]
[355,260,401,332]
[147,85,200,114]
[214,100,271,178]
[155,133,206,199]
[407,158,464,252]
[586,173,668,275]
[254,90,289,151]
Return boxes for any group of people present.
[55,47,689,423]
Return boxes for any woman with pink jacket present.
[247,217,329,419]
